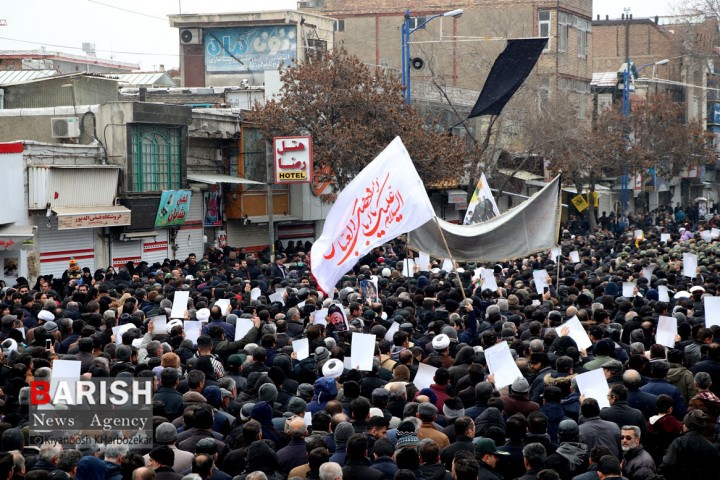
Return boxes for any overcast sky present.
[0,0,680,71]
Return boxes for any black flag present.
[468,38,548,119]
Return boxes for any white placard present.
[417,252,431,271]
[297,301,307,309]
[43,360,82,409]
[351,332,376,371]
[250,288,261,301]
[343,357,353,370]
[170,291,190,319]
[384,322,400,342]
[702,230,713,243]
[705,297,720,327]
[558,316,592,351]
[304,411,312,426]
[658,285,670,303]
[292,338,310,360]
[441,258,453,272]
[314,308,328,326]
[402,259,415,277]
[634,229,644,240]
[550,246,561,262]
[683,253,698,278]
[113,323,135,345]
[483,341,523,389]
[15,327,24,340]
[480,269,498,291]
[656,316,677,348]
[569,251,580,263]
[132,338,143,348]
[473,268,482,281]
[269,288,286,305]
[642,266,654,282]
[151,316,167,334]
[622,282,635,298]
[576,369,611,409]
[532,270,549,295]
[183,320,202,345]
[660,233,671,243]
[214,299,231,313]
[235,318,254,341]
[413,363,438,391]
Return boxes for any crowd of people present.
[3,211,720,480]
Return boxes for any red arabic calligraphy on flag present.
[311,137,435,295]
[323,172,405,266]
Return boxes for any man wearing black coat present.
[341,434,384,480]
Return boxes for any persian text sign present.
[205,26,297,73]
[155,190,191,228]
[59,211,131,230]
[274,136,313,184]
[310,137,435,294]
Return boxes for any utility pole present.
[621,8,631,221]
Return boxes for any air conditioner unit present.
[51,117,80,138]
[180,28,202,45]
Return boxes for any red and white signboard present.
[274,136,313,184]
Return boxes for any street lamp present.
[619,58,669,216]
[401,8,463,105]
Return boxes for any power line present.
[0,35,179,57]
[86,0,168,21]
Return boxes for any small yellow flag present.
[571,194,589,212]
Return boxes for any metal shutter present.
[111,239,142,269]
[37,226,95,278]
[175,194,204,261]
[142,230,169,265]
[226,221,269,252]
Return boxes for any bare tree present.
[249,48,471,202]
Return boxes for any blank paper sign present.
[551,246,561,262]
[214,299,231,313]
[622,282,635,298]
[484,341,522,389]
[413,363,438,391]
[576,369,611,409]
[293,338,310,360]
[183,321,202,345]
[43,360,82,409]
[558,316,592,351]
[384,322,400,342]
[642,266,654,282]
[170,291,190,319]
[660,233,671,243]
[441,258,453,272]
[656,315,677,348]
[235,318,254,341]
[351,333,376,371]
[658,285,670,303]
[113,324,135,345]
[570,251,580,263]
[705,296,720,327]
[683,253,697,278]
[314,309,328,326]
[533,269,549,295]
[269,288,286,305]
[250,288,261,301]
[480,269,498,291]
[417,252,431,271]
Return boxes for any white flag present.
[310,137,435,294]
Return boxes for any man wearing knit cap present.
[502,377,540,418]
[147,446,181,480]
[146,422,192,473]
[330,422,355,465]
[659,409,720,477]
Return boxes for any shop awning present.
[0,224,34,237]
[497,169,544,181]
[52,206,131,230]
[187,173,265,186]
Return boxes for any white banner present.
[310,137,435,294]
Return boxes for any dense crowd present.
[4,211,720,480]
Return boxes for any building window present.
[334,19,345,32]
[130,125,182,192]
[578,18,589,58]
[539,10,551,50]
[558,12,568,52]
[411,16,427,30]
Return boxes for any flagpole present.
[433,217,467,301]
